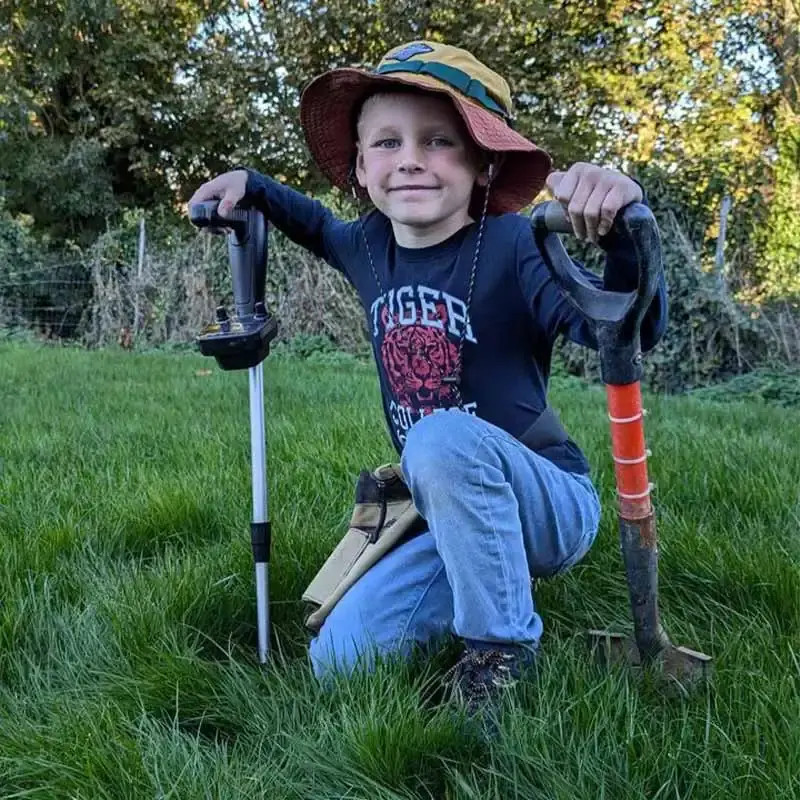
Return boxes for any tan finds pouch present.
[302,463,425,633]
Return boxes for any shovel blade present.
[587,629,712,687]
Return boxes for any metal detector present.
[189,201,278,664]
[530,201,712,686]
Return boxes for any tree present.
[1,0,794,302]
[0,0,236,242]
[754,0,800,300]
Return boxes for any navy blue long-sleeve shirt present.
[241,171,667,474]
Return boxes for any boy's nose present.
[397,143,425,172]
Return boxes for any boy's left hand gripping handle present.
[189,200,267,318]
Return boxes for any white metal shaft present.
[249,363,268,523]
[248,363,270,663]
[255,563,269,664]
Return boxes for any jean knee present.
[309,618,385,682]
[307,533,453,683]
[401,411,482,491]
[307,579,394,681]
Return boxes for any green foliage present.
[272,333,368,366]
[0,136,118,245]
[275,332,339,359]
[0,196,91,337]
[1,0,792,278]
[304,349,365,367]
[644,231,768,393]
[755,106,800,301]
[690,366,800,408]
[0,0,233,239]
[553,164,799,393]
[1,0,798,370]
[247,0,791,302]
[0,197,42,272]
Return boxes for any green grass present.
[1,341,798,799]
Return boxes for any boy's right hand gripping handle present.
[189,200,267,318]
[530,201,663,385]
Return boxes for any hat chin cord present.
[353,158,498,411]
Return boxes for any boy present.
[189,41,667,715]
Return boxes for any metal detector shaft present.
[249,362,271,664]
[190,199,277,665]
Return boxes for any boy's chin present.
[390,211,442,227]
[381,203,453,228]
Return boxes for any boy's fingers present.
[598,185,626,237]
[548,165,587,237]
[566,175,595,240]
[188,174,227,206]
[546,165,641,241]
[583,182,614,243]
[217,190,244,218]
[187,171,247,218]
[550,168,579,206]
[187,186,212,207]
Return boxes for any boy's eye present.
[429,136,454,147]
[373,138,400,149]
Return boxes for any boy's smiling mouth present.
[389,185,441,192]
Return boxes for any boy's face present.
[355,91,485,247]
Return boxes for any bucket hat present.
[299,41,552,214]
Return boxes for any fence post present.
[714,194,732,292]
[134,216,146,336]
[714,194,742,372]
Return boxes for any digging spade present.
[189,201,278,664]
[530,201,712,687]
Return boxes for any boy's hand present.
[188,169,248,219]
[546,163,643,244]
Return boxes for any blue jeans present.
[309,411,601,680]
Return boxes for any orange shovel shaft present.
[607,382,652,521]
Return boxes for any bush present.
[553,200,798,393]
[690,367,800,408]
[270,333,368,367]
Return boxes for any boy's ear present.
[476,153,504,187]
[354,145,368,188]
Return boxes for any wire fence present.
[0,235,220,346]
[2,214,796,394]
[0,223,367,353]
[0,260,94,340]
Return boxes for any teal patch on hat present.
[375,60,510,119]
[387,42,434,62]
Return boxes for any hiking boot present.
[444,642,535,719]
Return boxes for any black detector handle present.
[189,200,267,318]
[189,200,276,371]
[530,201,664,384]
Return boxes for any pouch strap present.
[517,405,569,452]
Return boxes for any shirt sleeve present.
[238,168,358,275]
[516,215,668,353]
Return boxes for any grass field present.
[1,342,798,799]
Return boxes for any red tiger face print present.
[380,301,459,411]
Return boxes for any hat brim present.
[299,68,552,215]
